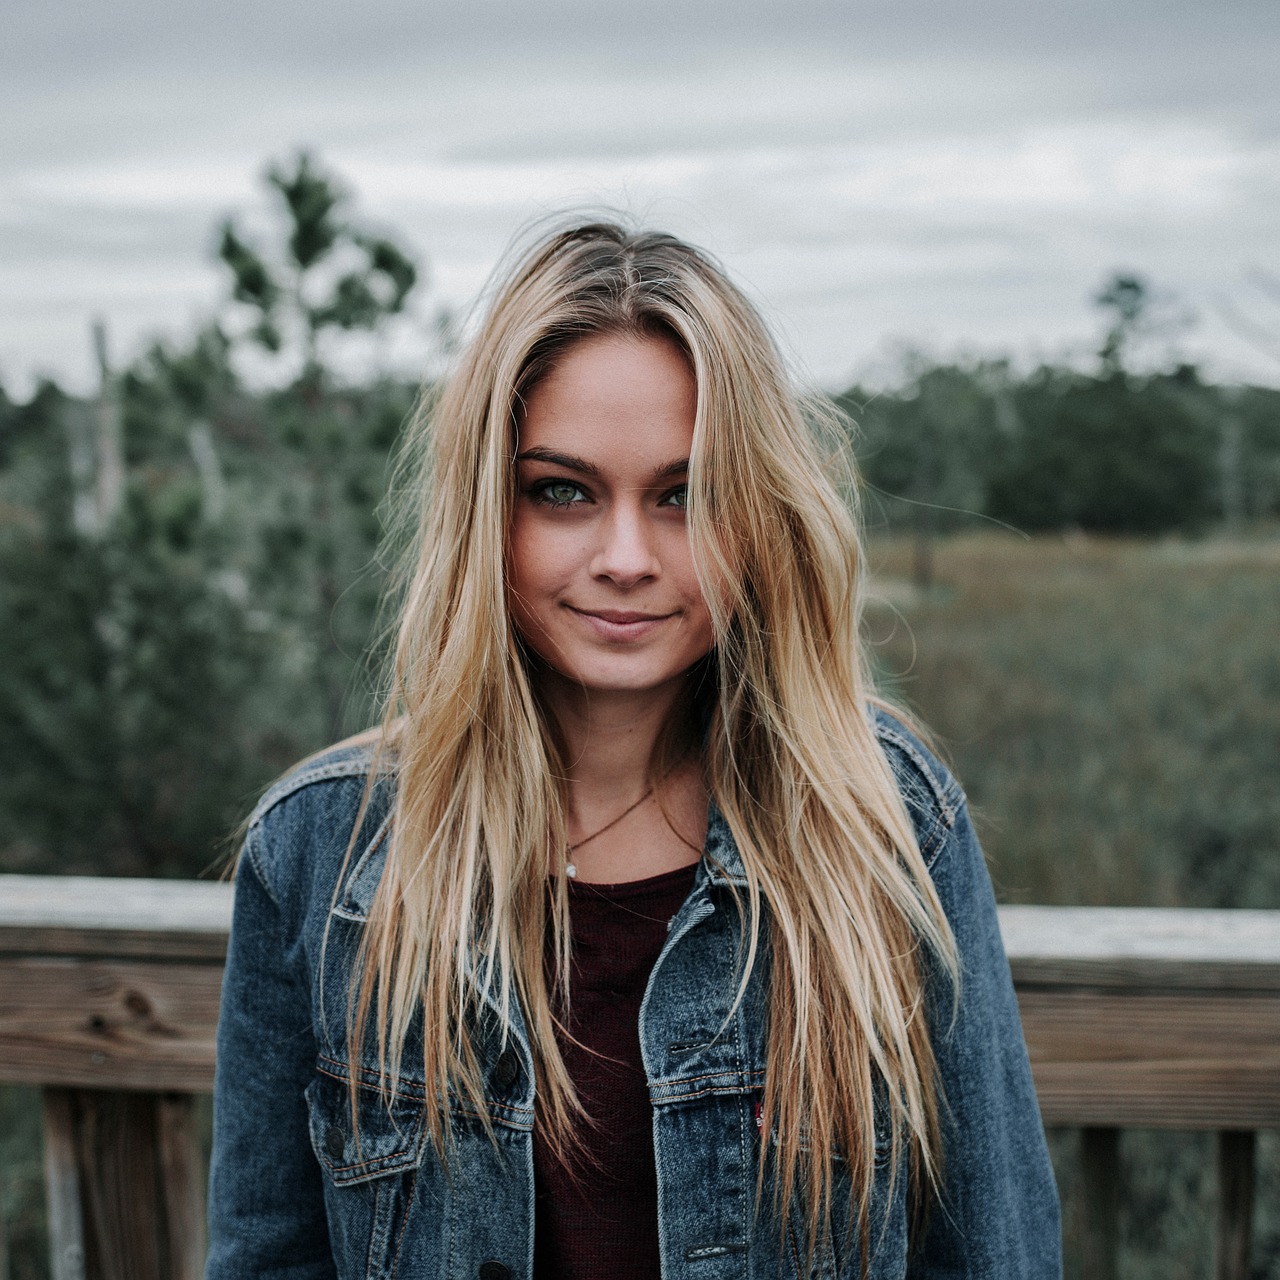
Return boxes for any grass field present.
[865,528,1280,1278]
[865,530,1280,911]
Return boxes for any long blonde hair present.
[354,219,957,1266]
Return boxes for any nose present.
[589,500,660,588]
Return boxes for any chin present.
[565,663,686,695]
[533,645,692,695]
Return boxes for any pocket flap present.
[305,1067,427,1185]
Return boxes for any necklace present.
[565,786,654,878]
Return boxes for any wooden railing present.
[999,906,1279,1280]
[0,876,1276,1280]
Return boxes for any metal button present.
[478,1263,511,1280]
[324,1125,345,1160]
[492,1048,519,1091]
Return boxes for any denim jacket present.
[207,710,1061,1279]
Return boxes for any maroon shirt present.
[533,863,699,1280]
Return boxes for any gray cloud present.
[6,0,1279,76]
[2,2,1277,394]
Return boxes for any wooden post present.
[39,1088,205,1280]
[42,1090,87,1280]
[1080,1127,1119,1280]
[1214,1129,1255,1280]
[0,1192,10,1280]
[77,1090,166,1280]
[157,1093,207,1278]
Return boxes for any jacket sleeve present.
[891,738,1062,1278]
[205,828,337,1279]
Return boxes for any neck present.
[535,670,709,880]
[540,673,698,833]
[546,677,688,793]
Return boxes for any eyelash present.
[530,479,588,508]
[527,480,688,510]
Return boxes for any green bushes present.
[846,363,1280,536]
[0,154,425,880]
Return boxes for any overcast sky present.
[3,0,1278,395]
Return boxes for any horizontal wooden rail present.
[999,904,1280,1130]
[4,879,1279,1120]
[1,877,1277,1279]
[0,877,229,1280]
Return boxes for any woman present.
[207,221,1061,1279]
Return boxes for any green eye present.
[661,486,688,509]
[536,480,587,507]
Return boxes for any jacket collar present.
[699,798,750,889]
[333,804,393,922]
[339,792,751,917]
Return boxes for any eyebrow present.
[514,447,689,483]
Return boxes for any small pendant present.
[565,863,578,879]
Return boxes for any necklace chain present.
[565,786,654,877]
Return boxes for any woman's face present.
[508,331,715,702]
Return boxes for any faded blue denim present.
[207,710,1061,1278]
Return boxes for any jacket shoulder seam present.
[246,756,378,833]
[239,824,283,910]
[874,721,961,816]
[872,714,963,870]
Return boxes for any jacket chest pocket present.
[305,1066,432,1279]
[307,1064,427,1182]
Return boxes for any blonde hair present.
[354,219,957,1268]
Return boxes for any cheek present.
[506,515,574,616]
[688,602,718,656]
[673,566,719,657]
[668,535,722,630]
[505,557,553,659]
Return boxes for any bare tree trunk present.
[92,321,124,529]
[187,421,227,522]
[66,401,99,538]
[1218,414,1244,534]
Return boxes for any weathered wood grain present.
[1000,905,1280,990]
[40,1089,207,1280]
[2,878,1276,984]
[42,1090,86,1280]
[2,882,1279,1130]
[1080,1128,1119,1280]
[76,1091,167,1280]
[0,882,1275,1280]
[157,1094,206,1280]
[0,876,232,961]
[0,958,222,1092]
[1019,989,1280,1128]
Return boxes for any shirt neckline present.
[567,861,699,901]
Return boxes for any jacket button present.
[492,1049,519,1091]
[478,1263,510,1280]
[324,1125,345,1160]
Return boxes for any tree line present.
[1,153,1277,879]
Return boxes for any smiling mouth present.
[567,606,673,625]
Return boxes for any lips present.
[565,605,674,638]
[573,608,670,624]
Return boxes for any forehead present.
[516,332,696,458]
